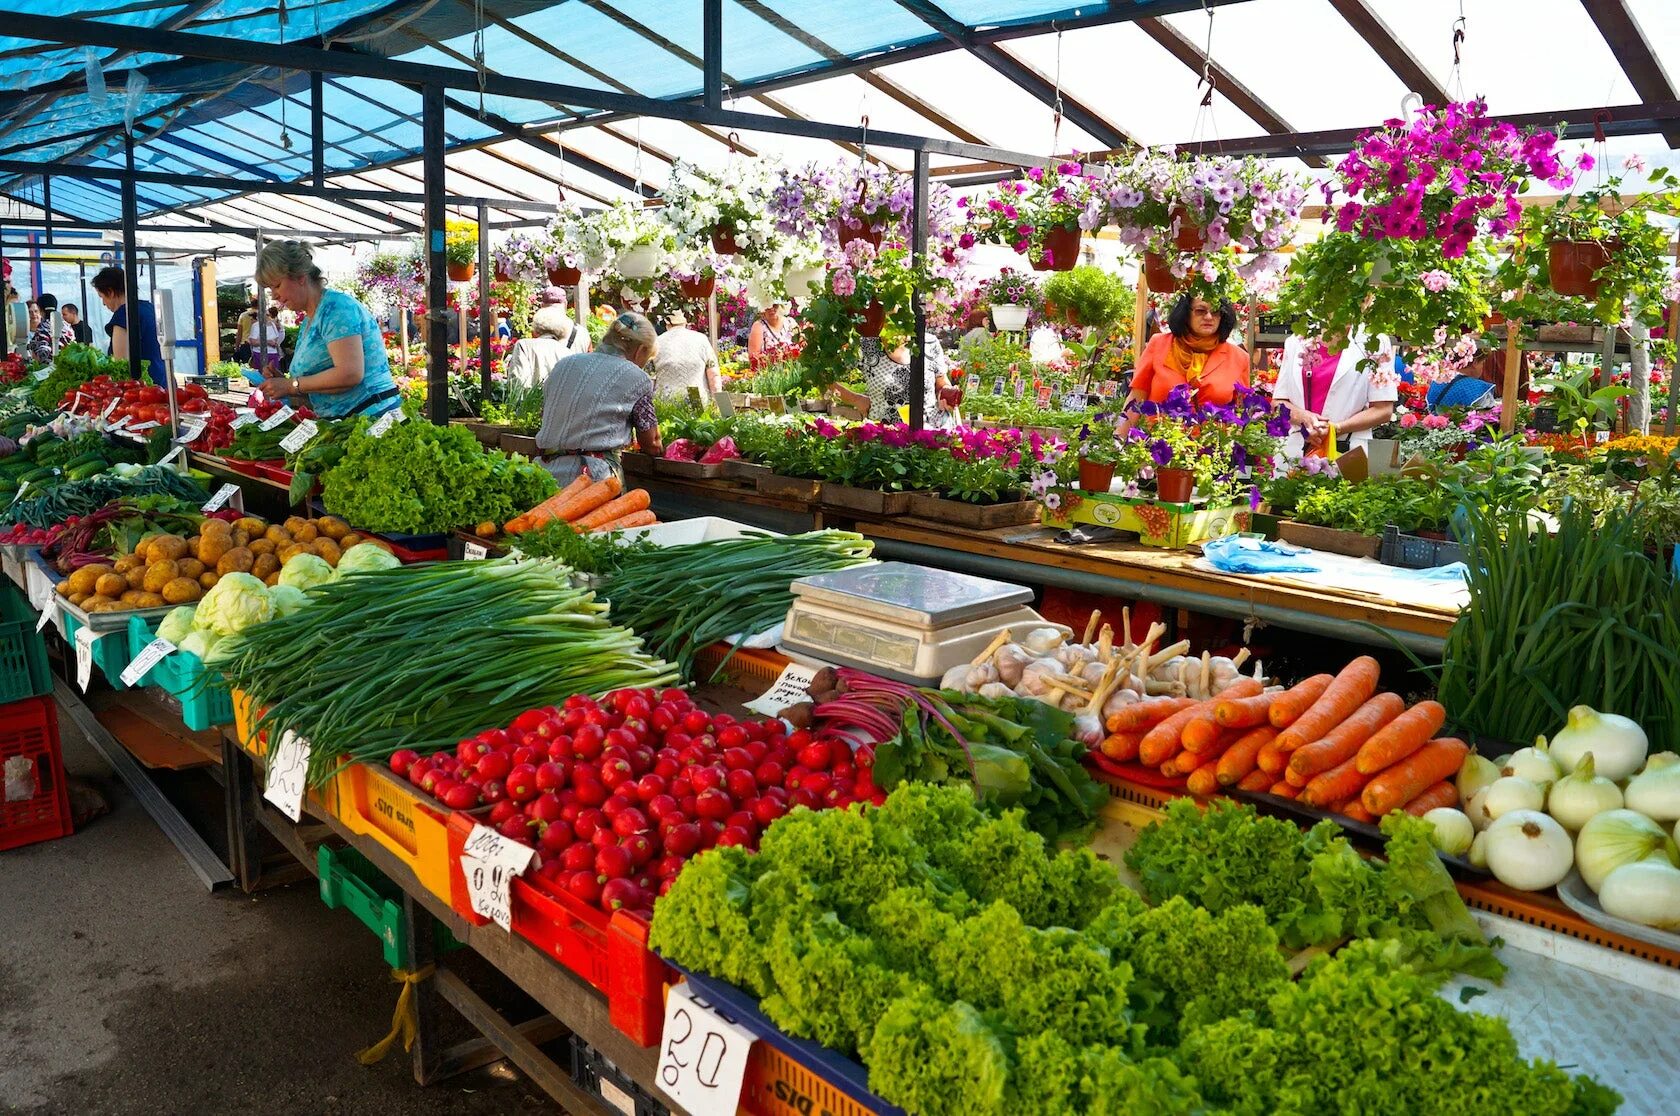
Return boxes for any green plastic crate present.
[125,614,235,730]
[317,845,462,967]
[0,583,50,703]
[60,611,135,690]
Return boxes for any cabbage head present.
[156,606,196,645]
[278,553,333,590]
[268,584,308,617]
[195,572,274,637]
[335,543,401,577]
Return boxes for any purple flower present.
[1150,439,1174,467]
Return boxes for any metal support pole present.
[78,262,88,334]
[908,150,929,431]
[41,174,51,245]
[0,213,8,360]
[422,83,449,426]
[702,0,724,111]
[254,228,268,371]
[122,133,142,385]
[477,201,491,404]
[310,72,325,188]
[1667,240,1679,436]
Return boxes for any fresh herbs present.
[511,518,654,576]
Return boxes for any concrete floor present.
[0,702,559,1115]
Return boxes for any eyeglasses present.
[1192,307,1219,317]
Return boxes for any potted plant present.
[444,219,478,283]
[1042,265,1133,332]
[1275,233,1493,350]
[835,163,913,248]
[982,269,1040,332]
[959,160,1094,271]
[596,201,672,280]
[662,159,781,265]
[1074,419,1123,492]
[541,202,606,286]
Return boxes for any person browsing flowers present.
[1273,330,1397,458]
[254,240,400,418]
[1124,293,1250,412]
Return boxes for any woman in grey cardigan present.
[535,311,664,487]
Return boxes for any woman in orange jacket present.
[1124,293,1251,411]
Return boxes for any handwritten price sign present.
[656,982,755,1116]
[263,731,311,822]
[462,824,535,930]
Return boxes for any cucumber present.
[17,467,59,485]
[66,461,107,482]
[61,452,107,472]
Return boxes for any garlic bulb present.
[994,644,1032,688]
[1021,627,1065,654]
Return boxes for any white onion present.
[1467,785,1495,831]
[1468,830,1489,869]
[1501,737,1560,787]
[1478,776,1545,826]
[1483,810,1574,891]
[1456,752,1502,805]
[1545,753,1623,832]
[1575,809,1680,892]
[1548,705,1648,782]
[1640,753,1680,774]
[1623,761,1680,824]
[1421,808,1474,857]
[1597,859,1680,930]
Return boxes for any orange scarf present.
[1165,333,1221,383]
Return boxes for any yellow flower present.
[1599,434,1678,458]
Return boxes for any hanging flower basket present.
[678,275,716,299]
[1142,251,1183,294]
[493,261,513,283]
[1030,225,1081,271]
[1155,466,1195,504]
[1170,204,1206,251]
[1547,239,1615,299]
[991,303,1030,331]
[548,265,582,287]
[711,226,742,255]
[616,244,661,278]
[839,212,884,248]
[857,301,887,337]
[446,260,476,283]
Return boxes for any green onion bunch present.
[215,557,678,783]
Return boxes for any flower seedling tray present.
[1275,520,1382,560]
[757,473,823,503]
[653,457,729,479]
[820,484,922,517]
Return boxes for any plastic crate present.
[333,760,460,911]
[217,456,281,478]
[125,615,235,730]
[690,644,791,691]
[317,844,462,967]
[1379,524,1465,569]
[567,1035,670,1116]
[0,694,72,852]
[61,611,135,690]
[229,688,340,815]
[0,583,51,704]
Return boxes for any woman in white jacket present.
[1273,330,1398,459]
[505,288,590,391]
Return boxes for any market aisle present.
[0,706,553,1115]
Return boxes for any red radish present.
[441,782,479,809]
[595,845,632,879]
[561,843,594,871]
[389,749,420,777]
[528,792,564,823]
[718,825,753,848]
[506,764,539,802]
[622,833,655,866]
[725,769,758,800]
[601,878,643,912]
[664,823,702,856]
[695,788,733,820]
[538,820,573,853]
[489,800,521,825]
[647,794,679,821]
[498,815,530,840]
[534,761,567,791]
[755,761,785,788]
[567,871,601,904]
[573,809,603,840]
[612,808,650,836]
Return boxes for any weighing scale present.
[780,561,1063,684]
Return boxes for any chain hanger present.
[1189,0,1221,152]
[1448,1,1467,101]
[1050,25,1063,157]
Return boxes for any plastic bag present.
[4,755,37,803]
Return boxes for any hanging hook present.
[859,113,869,167]
[1400,91,1423,118]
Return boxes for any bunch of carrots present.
[503,475,657,536]
[1099,655,1466,823]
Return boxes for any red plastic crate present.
[382,539,447,564]
[0,695,72,852]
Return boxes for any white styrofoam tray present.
[612,515,783,547]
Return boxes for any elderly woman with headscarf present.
[505,286,590,391]
[534,311,663,487]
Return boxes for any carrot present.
[1160,750,1197,777]
[1099,731,1145,762]
[1338,799,1375,824]
[1137,679,1261,766]
[574,488,650,531]
[1217,725,1277,786]
[1236,769,1273,792]
[1286,692,1407,784]
[1214,691,1276,729]
[551,475,622,525]
[1362,737,1469,816]
[1274,657,1381,751]
[1186,761,1220,797]
[1402,780,1460,816]
[1180,714,1223,754]
[589,509,657,533]
[1354,700,1446,775]
[1267,673,1335,729]
[505,474,591,533]
[1106,697,1195,734]
[1302,755,1369,808]
[1267,780,1300,800]
[1256,737,1289,777]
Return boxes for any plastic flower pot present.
[1031,225,1080,272]
[446,260,476,283]
[493,262,513,283]
[1077,458,1116,492]
[678,275,716,299]
[711,226,741,255]
[1155,466,1195,504]
[857,301,887,337]
[991,303,1030,331]
[839,213,884,248]
[1143,251,1183,294]
[1547,239,1614,299]
[616,245,661,278]
[1171,204,1205,252]
[548,265,582,287]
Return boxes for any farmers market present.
[3,3,1680,1115]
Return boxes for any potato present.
[283,516,311,536]
[199,517,230,536]
[263,571,281,587]
[251,552,280,579]
[132,591,166,608]
[120,589,148,605]
[67,567,106,596]
[198,571,220,590]
[176,558,205,580]
[82,597,117,613]
[197,535,230,565]
[313,538,342,567]
[67,591,88,607]
[148,535,188,563]
[143,561,180,593]
[317,516,351,540]
[231,529,250,549]
[247,538,276,557]
[55,580,74,597]
[185,536,201,557]
[264,524,292,546]
[95,573,128,598]
[216,547,254,576]
[340,533,363,550]
[233,516,266,536]
[124,566,148,590]
[113,555,141,574]
[292,521,319,543]
[162,577,202,604]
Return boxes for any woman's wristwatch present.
[289,375,302,396]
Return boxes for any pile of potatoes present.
[57,513,375,613]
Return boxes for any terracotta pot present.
[1143,251,1183,294]
[1077,458,1116,492]
[1064,304,1083,327]
[493,262,513,283]
[679,275,716,299]
[839,213,884,248]
[1481,311,1505,331]
[1155,466,1195,504]
[446,260,476,283]
[1031,224,1080,271]
[857,301,887,337]
[548,265,581,287]
[1547,239,1614,299]
[711,226,741,255]
[1171,204,1205,251]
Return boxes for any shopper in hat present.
[534,311,662,487]
[505,286,590,391]
[91,267,169,385]
[647,308,719,404]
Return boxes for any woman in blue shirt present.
[253,240,400,418]
[91,267,168,386]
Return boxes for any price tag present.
[1100,379,1120,398]
[119,636,176,687]
[656,982,756,1116]
[36,598,54,633]
[158,443,185,466]
[1061,391,1087,412]
[101,397,120,421]
[259,405,295,431]
[1594,430,1611,444]
[74,624,99,692]
[367,408,405,438]
[108,415,131,432]
[743,661,821,717]
[231,411,259,429]
[202,482,240,512]
[263,730,311,822]
[279,419,319,454]
[174,413,208,443]
[463,541,489,560]
[991,377,1005,396]
[31,368,50,381]
[462,824,537,930]
[1014,378,1027,398]
[129,420,160,432]
[1035,385,1052,407]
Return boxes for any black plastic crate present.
[1379,524,1464,569]
[567,1035,669,1116]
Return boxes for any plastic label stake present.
[174,413,208,443]
[743,662,821,717]
[656,982,755,1116]
[74,624,100,692]
[279,419,319,455]
[158,443,185,466]
[120,637,176,687]
[264,731,311,822]
[368,409,406,438]
[202,483,240,513]
[462,541,489,560]
[36,599,54,633]
[259,405,295,431]
[230,411,258,429]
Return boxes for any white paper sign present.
[36,598,54,632]
[259,405,295,431]
[129,420,160,432]
[74,624,100,692]
[279,419,318,454]
[231,411,259,429]
[158,443,185,466]
[656,982,756,1116]
[743,662,821,717]
[100,396,119,420]
[119,636,176,687]
[462,541,489,560]
[263,730,311,822]
[462,824,536,930]
[31,368,50,381]
[174,413,208,443]
[202,483,240,512]
[368,408,406,438]
[108,415,132,432]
